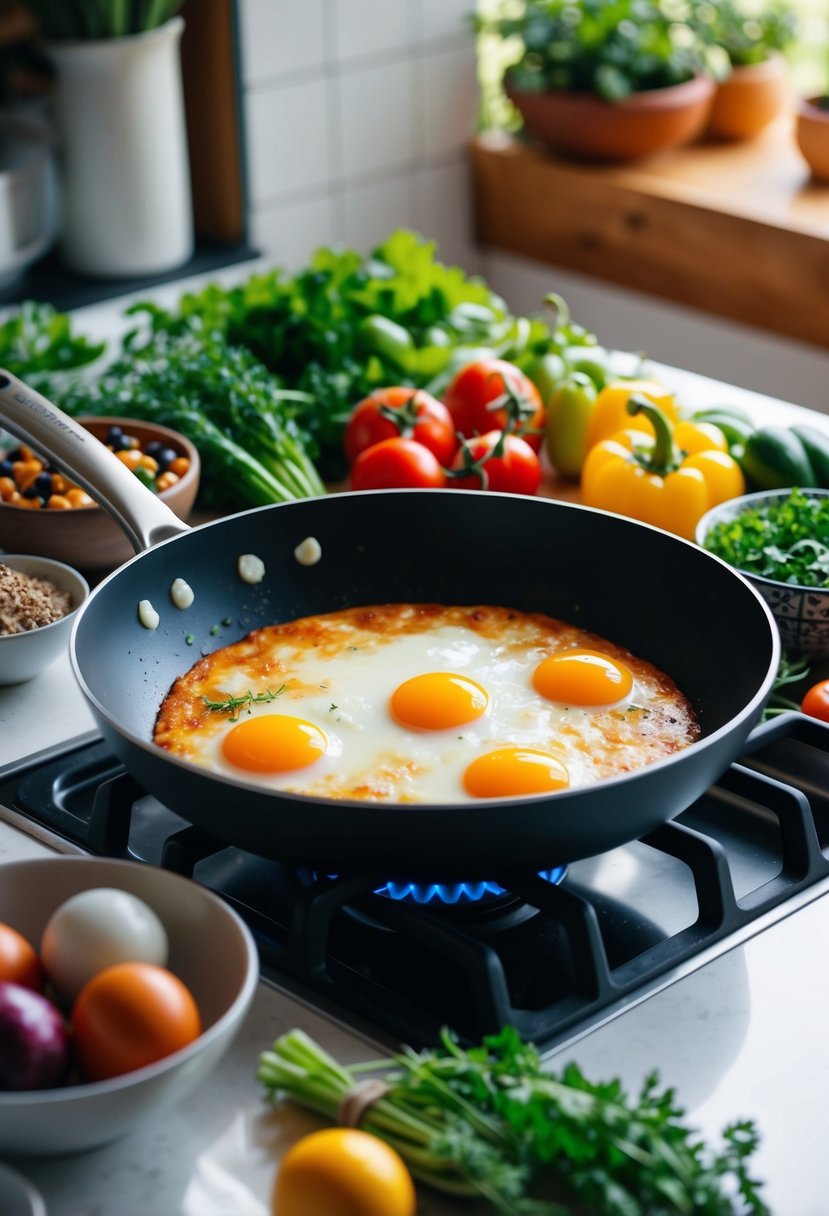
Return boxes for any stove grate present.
[1,715,828,1052]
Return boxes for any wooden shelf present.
[471,119,829,349]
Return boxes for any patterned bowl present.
[696,488,829,659]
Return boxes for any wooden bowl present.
[0,417,200,577]
[505,74,715,162]
[796,96,829,183]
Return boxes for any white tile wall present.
[414,0,474,46]
[333,0,414,62]
[341,172,418,251]
[249,194,337,271]
[237,0,481,265]
[338,58,416,180]
[238,0,327,86]
[413,158,480,273]
[415,45,479,159]
[245,77,330,203]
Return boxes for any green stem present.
[626,394,676,474]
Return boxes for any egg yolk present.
[390,672,489,731]
[533,649,633,707]
[222,714,328,773]
[463,748,570,798]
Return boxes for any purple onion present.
[0,980,69,1090]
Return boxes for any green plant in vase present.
[480,0,720,162]
[689,0,798,138]
[23,0,183,40]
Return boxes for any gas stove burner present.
[376,867,568,905]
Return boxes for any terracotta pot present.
[795,96,829,184]
[505,75,715,163]
[706,53,789,141]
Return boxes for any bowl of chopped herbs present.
[697,487,829,658]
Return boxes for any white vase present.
[46,17,193,278]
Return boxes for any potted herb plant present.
[485,0,718,163]
[796,93,829,183]
[22,0,192,278]
[692,0,798,140]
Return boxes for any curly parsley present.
[703,489,829,587]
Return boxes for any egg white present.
[153,605,696,804]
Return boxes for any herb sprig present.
[203,685,287,723]
[762,654,811,719]
[258,1025,768,1215]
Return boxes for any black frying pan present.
[0,371,780,880]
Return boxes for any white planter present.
[47,17,193,278]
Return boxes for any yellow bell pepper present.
[581,396,746,540]
[584,379,680,453]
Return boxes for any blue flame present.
[375,867,567,905]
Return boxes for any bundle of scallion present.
[257,1026,768,1216]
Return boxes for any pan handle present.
[0,369,190,554]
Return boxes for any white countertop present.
[1,278,828,1213]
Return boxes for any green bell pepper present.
[545,371,597,480]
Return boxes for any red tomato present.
[442,359,545,451]
[449,431,541,496]
[801,679,829,722]
[71,961,201,1082]
[0,923,41,990]
[349,438,448,491]
[344,387,457,466]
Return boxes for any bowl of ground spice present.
[0,555,89,684]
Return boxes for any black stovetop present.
[1,714,828,1054]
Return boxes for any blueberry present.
[156,447,178,471]
[34,472,53,498]
[0,460,12,478]
[144,440,164,458]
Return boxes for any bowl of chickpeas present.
[0,417,200,576]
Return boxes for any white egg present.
[41,887,169,1001]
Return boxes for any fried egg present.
[154,604,699,803]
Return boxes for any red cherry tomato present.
[801,679,829,722]
[344,387,457,466]
[443,359,545,451]
[349,438,448,491]
[449,431,541,496]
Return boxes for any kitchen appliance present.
[1,711,827,1055]
[0,372,779,875]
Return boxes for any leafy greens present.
[129,229,597,479]
[702,488,829,587]
[258,1025,767,1215]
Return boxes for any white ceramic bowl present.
[0,554,89,685]
[696,488,829,659]
[0,856,259,1157]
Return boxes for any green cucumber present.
[791,425,829,489]
[693,404,755,428]
[741,426,816,490]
